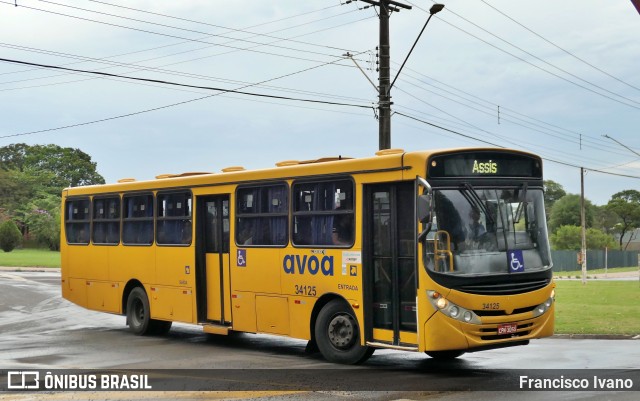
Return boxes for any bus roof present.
[63,147,541,196]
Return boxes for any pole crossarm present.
[357,0,412,10]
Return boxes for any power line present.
[394,111,640,180]
[393,86,625,169]
[84,0,351,53]
[0,42,372,105]
[398,64,629,151]
[395,111,505,148]
[0,54,373,140]
[479,0,640,93]
[0,4,355,78]
[1,1,352,66]
[0,57,373,109]
[0,10,375,98]
[33,0,354,56]
[405,1,640,111]
[425,0,640,107]
[395,72,634,158]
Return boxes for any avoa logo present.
[283,254,334,276]
[472,159,498,174]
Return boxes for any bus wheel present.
[315,300,373,364]
[126,287,151,335]
[425,350,465,360]
[150,320,172,335]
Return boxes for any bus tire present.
[425,350,465,360]
[314,299,373,364]
[149,320,172,335]
[126,287,151,335]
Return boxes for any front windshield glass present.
[425,187,551,275]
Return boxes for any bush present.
[0,220,23,252]
[550,225,617,250]
[23,195,61,251]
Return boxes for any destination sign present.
[427,151,542,178]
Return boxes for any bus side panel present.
[110,246,155,285]
[66,245,94,281]
[155,246,195,288]
[87,246,109,281]
[86,281,121,313]
[231,248,281,294]
[149,286,193,323]
[230,291,257,333]
[67,278,88,308]
[255,296,290,335]
[288,296,313,340]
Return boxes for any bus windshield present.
[426,186,551,276]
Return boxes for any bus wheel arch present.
[123,281,172,336]
[312,296,373,364]
[122,279,144,318]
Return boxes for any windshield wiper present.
[513,183,528,224]
[461,183,495,226]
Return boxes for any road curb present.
[0,266,60,272]
[552,334,638,340]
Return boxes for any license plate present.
[497,323,517,335]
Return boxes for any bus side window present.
[292,179,354,247]
[157,192,192,246]
[235,184,288,247]
[65,198,90,245]
[123,194,154,245]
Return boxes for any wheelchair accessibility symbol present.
[237,249,247,267]
[509,250,525,273]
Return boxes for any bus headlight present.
[436,297,448,309]
[532,294,555,318]
[427,290,481,325]
[450,306,459,318]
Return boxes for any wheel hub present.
[328,314,355,349]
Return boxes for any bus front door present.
[196,195,231,325]
[365,182,417,347]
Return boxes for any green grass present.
[554,266,638,278]
[0,248,60,268]
[554,280,640,335]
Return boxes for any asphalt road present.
[0,270,638,401]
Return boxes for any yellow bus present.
[61,148,555,364]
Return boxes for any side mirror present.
[417,194,432,223]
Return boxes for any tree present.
[0,143,104,188]
[550,225,617,250]
[543,180,566,217]
[593,205,619,235]
[24,195,61,251]
[1,144,104,249]
[606,189,640,250]
[0,220,22,252]
[547,194,595,234]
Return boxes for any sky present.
[0,0,639,205]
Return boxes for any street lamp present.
[389,3,445,92]
[603,134,640,158]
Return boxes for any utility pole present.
[378,1,392,150]
[580,167,587,285]
[357,0,443,150]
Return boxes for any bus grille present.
[456,279,549,295]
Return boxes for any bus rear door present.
[196,195,231,325]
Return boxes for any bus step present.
[366,342,418,352]
[202,324,232,336]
